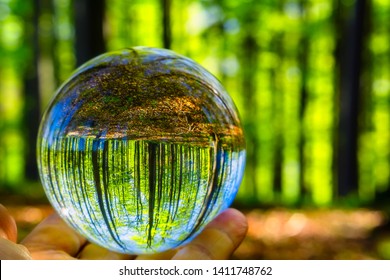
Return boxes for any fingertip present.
[0,238,32,260]
[173,208,248,260]
[22,212,87,259]
[218,208,248,233]
[0,204,18,242]
[78,243,135,260]
[207,208,248,248]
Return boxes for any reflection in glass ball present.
[37,47,246,254]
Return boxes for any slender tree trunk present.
[73,0,106,66]
[241,34,260,201]
[298,4,309,200]
[161,0,172,49]
[332,0,343,201]
[337,0,367,197]
[23,0,41,181]
[270,33,284,196]
[47,0,60,87]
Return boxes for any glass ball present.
[37,47,246,255]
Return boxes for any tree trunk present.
[23,0,41,181]
[161,0,172,49]
[337,0,367,197]
[73,0,106,66]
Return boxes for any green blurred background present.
[1,0,389,206]
[0,0,389,259]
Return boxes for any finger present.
[135,249,177,260]
[21,213,87,260]
[172,208,248,260]
[0,204,18,242]
[78,243,135,260]
[0,238,32,260]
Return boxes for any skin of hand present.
[0,203,247,260]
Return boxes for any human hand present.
[0,204,247,260]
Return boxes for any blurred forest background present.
[0,0,389,259]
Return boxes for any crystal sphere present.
[37,47,246,254]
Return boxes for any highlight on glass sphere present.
[37,46,246,255]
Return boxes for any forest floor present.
[3,202,390,260]
[233,207,390,259]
